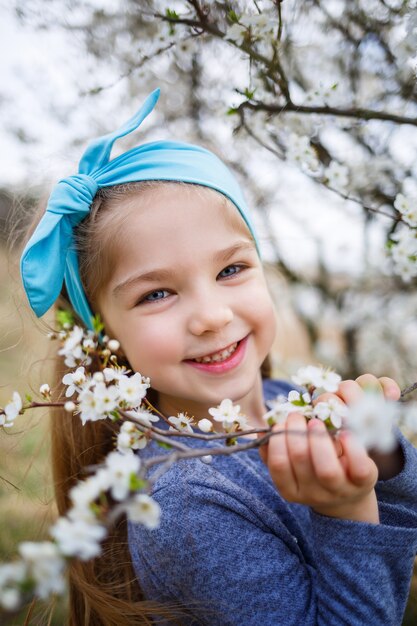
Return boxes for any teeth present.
[194,342,238,364]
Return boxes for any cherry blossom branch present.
[240,99,417,128]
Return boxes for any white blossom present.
[168,412,194,433]
[324,161,349,192]
[208,399,241,425]
[39,383,51,398]
[105,451,141,501]
[263,396,295,425]
[388,228,417,282]
[50,516,106,560]
[286,133,320,173]
[345,392,399,452]
[58,325,88,367]
[126,494,161,529]
[313,398,348,429]
[62,366,88,398]
[69,469,111,515]
[117,421,148,453]
[103,367,129,382]
[78,389,108,424]
[198,418,213,433]
[394,193,417,227]
[124,407,160,427]
[118,372,149,407]
[2,392,22,427]
[225,23,247,45]
[0,561,26,610]
[107,339,120,352]
[292,365,341,392]
[18,541,66,599]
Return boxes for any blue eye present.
[141,289,170,304]
[218,264,244,279]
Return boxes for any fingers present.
[285,413,313,489]
[308,419,344,491]
[338,430,378,487]
[378,377,401,401]
[267,419,298,498]
[313,375,401,408]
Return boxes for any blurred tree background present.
[1,0,417,622]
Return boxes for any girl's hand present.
[260,374,402,523]
[265,412,379,523]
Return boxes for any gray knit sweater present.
[128,379,417,625]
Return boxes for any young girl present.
[20,89,417,625]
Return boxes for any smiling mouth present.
[190,341,240,364]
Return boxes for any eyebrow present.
[112,240,256,298]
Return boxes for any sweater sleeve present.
[375,428,417,512]
[128,470,417,626]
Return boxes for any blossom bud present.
[64,401,76,413]
[93,372,105,382]
[198,418,213,433]
[201,455,213,464]
[101,348,111,357]
[107,339,120,353]
[39,383,51,399]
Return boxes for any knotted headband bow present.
[20,88,258,330]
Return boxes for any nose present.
[187,290,234,336]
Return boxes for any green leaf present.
[243,87,256,100]
[129,474,148,491]
[290,399,305,407]
[156,440,172,449]
[385,239,395,249]
[109,410,120,421]
[227,107,239,115]
[166,8,179,20]
[25,393,33,403]
[227,10,240,24]
[92,313,105,334]
[56,309,75,329]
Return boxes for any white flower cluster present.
[0,446,161,609]
[292,365,342,392]
[225,13,275,46]
[0,542,65,611]
[49,450,160,563]
[58,325,96,367]
[324,161,349,193]
[62,366,150,425]
[1,391,22,428]
[286,133,320,173]
[207,398,249,433]
[384,193,417,282]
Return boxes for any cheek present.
[119,316,182,372]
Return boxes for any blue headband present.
[20,88,259,330]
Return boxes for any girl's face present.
[98,185,277,421]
